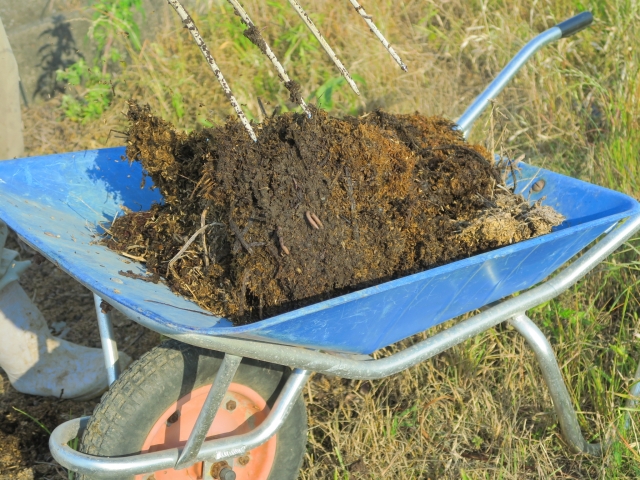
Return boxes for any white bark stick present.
[226,0,310,116]
[347,0,407,71]
[286,0,360,95]
[167,0,257,141]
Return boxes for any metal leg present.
[175,354,242,469]
[624,361,640,430]
[93,293,121,386]
[509,313,602,455]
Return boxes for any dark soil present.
[106,103,563,325]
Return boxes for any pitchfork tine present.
[226,0,312,117]
[286,0,361,96]
[167,0,257,142]
[168,0,409,142]
[347,0,408,71]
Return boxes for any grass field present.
[20,0,640,478]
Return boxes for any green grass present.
[56,0,143,123]
[12,406,51,435]
[21,0,640,477]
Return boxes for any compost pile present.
[106,102,564,325]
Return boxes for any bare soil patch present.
[0,235,161,479]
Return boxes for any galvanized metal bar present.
[49,369,309,477]
[225,0,310,116]
[624,360,640,430]
[169,214,640,379]
[93,293,120,385]
[509,313,601,455]
[456,12,593,137]
[200,368,310,461]
[456,27,561,137]
[286,0,360,95]
[175,354,242,469]
[51,415,174,475]
[347,0,407,71]
[48,211,638,475]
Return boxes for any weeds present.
[310,74,366,114]
[67,436,79,480]
[57,60,114,124]
[11,406,51,435]
[20,0,640,477]
[57,0,143,123]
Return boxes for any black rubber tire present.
[78,339,307,480]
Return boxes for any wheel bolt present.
[166,411,180,426]
[226,400,236,411]
[210,461,230,478]
[219,467,236,480]
[237,455,250,466]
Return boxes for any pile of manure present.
[105,102,563,324]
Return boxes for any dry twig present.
[200,209,210,267]
[167,222,223,274]
[118,251,146,262]
[229,218,254,254]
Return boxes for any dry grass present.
[19,0,640,478]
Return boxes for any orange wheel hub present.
[136,383,277,479]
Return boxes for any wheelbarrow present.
[0,11,638,479]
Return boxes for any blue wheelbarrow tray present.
[0,147,637,355]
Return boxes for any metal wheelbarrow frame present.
[1,11,638,477]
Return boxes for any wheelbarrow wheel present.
[78,339,307,480]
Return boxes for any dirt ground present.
[0,233,162,479]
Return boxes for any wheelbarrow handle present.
[456,12,593,137]
[557,11,594,38]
